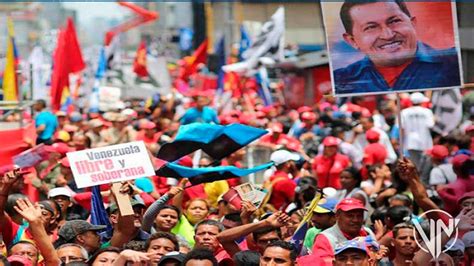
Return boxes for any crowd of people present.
[0,76,473,266]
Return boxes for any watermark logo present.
[413,209,460,260]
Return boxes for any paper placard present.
[67,141,155,188]
[13,144,49,168]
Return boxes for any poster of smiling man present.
[321,1,463,96]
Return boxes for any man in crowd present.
[260,240,297,266]
[267,150,299,210]
[390,223,418,265]
[34,99,58,145]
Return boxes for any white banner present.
[223,7,285,73]
[67,141,155,188]
[432,89,463,136]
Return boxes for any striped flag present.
[90,186,112,231]
[2,17,19,101]
[289,190,323,253]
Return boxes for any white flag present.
[223,7,285,73]
[28,46,47,100]
[432,89,463,136]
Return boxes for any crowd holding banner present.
[1,1,474,266]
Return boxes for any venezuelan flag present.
[2,17,19,101]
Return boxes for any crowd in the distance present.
[0,84,473,266]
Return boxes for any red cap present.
[426,145,449,160]
[458,191,474,205]
[297,106,312,114]
[271,123,283,133]
[141,121,156,130]
[301,112,317,121]
[286,139,301,152]
[262,105,276,114]
[60,157,70,168]
[365,129,380,142]
[452,154,470,169]
[45,143,70,155]
[323,136,339,147]
[336,198,367,212]
[465,125,474,133]
[363,143,387,166]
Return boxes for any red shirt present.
[363,143,387,165]
[135,131,161,144]
[260,133,295,146]
[268,170,296,210]
[312,154,350,189]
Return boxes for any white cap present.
[270,150,300,166]
[463,231,474,248]
[48,187,72,199]
[410,92,429,105]
[322,187,338,199]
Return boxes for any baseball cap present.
[426,145,449,160]
[7,255,33,266]
[313,198,338,214]
[322,136,340,147]
[334,237,368,256]
[48,187,72,199]
[445,238,465,253]
[410,92,429,105]
[271,123,283,133]
[69,112,83,123]
[55,111,67,117]
[270,150,300,166]
[301,112,317,121]
[89,119,104,128]
[107,198,146,214]
[457,191,474,205]
[365,129,380,142]
[141,121,156,130]
[451,154,470,168]
[462,231,474,248]
[58,220,106,242]
[55,130,71,142]
[297,106,312,114]
[45,142,70,155]
[158,252,186,266]
[335,198,367,212]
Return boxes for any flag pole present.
[396,93,404,159]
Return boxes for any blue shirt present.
[334,42,461,95]
[180,106,219,125]
[35,111,58,140]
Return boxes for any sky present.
[63,2,127,23]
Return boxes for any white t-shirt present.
[401,106,435,151]
[429,164,457,186]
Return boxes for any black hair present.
[300,186,318,206]
[340,0,411,34]
[252,226,281,242]
[222,213,243,225]
[386,206,412,226]
[342,167,362,187]
[194,219,225,233]
[5,194,27,217]
[233,250,260,266]
[35,99,46,108]
[389,194,412,207]
[182,248,218,266]
[392,223,415,238]
[87,247,122,264]
[8,240,38,254]
[264,240,298,262]
[456,135,471,150]
[370,207,387,224]
[64,262,88,266]
[156,205,181,219]
[144,232,179,252]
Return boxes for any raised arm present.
[217,211,290,257]
[14,198,61,266]
[141,186,183,232]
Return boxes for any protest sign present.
[67,141,155,188]
[13,144,49,168]
[321,1,463,96]
[235,183,267,208]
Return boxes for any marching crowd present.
[0,84,473,266]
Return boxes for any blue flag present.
[216,37,226,95]
[157,123,267,162]
[239,25,251,61]
[156,161,274,185]
[90,185,112,232]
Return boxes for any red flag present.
[50,18,85,111]
[133,40,148,78]
[182,39,208,79]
